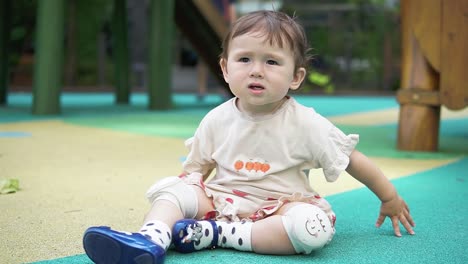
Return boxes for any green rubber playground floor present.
[1,92,467,264]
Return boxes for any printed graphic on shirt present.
[233,159,271,179]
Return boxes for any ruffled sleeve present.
[320,126,359,182]
[182,118,216,176]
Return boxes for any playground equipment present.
[0,0,228,114]
[396,0,467,151]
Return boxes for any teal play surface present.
[4,93,466,159]
[32,158,468,264]
[3,92,466,263]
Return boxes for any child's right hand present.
[375,195,415,237]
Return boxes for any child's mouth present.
[248,83,265,90]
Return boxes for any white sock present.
[216,221,253,251]
[139,220,172,251]
[177,220,253,252]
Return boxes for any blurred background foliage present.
[7,0,401,94]
[281,0,400,93]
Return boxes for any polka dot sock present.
[139,220,172,251]
[216,221,253,251]
[180,220,253,252]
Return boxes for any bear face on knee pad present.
[282,203,334,254]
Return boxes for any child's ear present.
[290,67,306,90]
[219,58,229,83]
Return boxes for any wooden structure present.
[397,0,467,151]
[0,0,227,114]
[175,0,229,92]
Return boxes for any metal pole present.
[0,0,11,105]
[113,0,130,104]
[148,0,174,110]
[32,0,65,115]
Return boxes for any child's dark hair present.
[220,10,312,72]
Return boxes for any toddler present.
[83,10,415,264]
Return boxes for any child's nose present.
[249,63,264,78]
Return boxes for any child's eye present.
[239,57,250,63]
[266,60,278,65]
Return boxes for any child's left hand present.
[376,195,415,237]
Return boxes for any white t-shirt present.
[183,96,359,220]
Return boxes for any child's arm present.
[345,150,415,237]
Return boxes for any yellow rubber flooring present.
[0,106,466,263]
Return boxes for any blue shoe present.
[172,219,219,253]
[83,226,165,264]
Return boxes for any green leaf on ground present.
[0,178,20,194]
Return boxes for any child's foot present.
[172,219,253,253]
[172,219,219,253]
[83,226,165,264]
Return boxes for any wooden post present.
[148,0,174,110]
[32,0,65,115]
[113,0,130,104]
[0,0,11,105]
[397,0,441,151]
[440,0,468,110]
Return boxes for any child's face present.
[220,33,306,114]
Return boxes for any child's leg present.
[173,218,254,252]
[137,200,183,252]
[172,202,334,255]
[172,214,290,254]
[251,214,295,254]
[138,183,214,249]
[252,202,334,254]
[83,176,214,263]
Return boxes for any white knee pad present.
[146,176,198,218]
[282,203,334,254]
